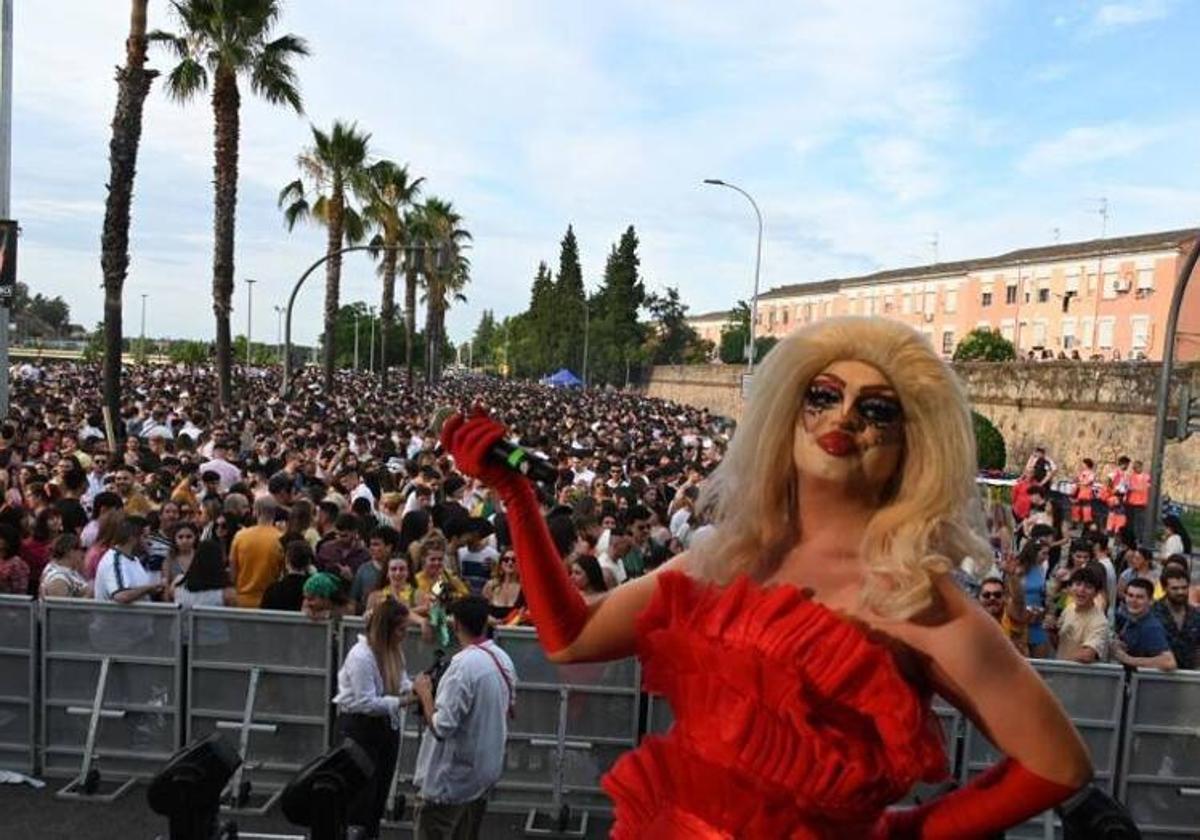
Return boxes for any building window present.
[1102,272,1118,300]
[902,294,913,314]
[1000,319,1015,341]
[781,308,789,326]
[768,309,776,327]
[981,291,993,307]
[1032,319,1047,347]
[1097,317,1115,349]
[1080,317,1094,348]
[1005,285,1017,304]
[945,289,957,313]
[923,291,937,313]
[1037,288,1050,303]
[803,304,812,321]
[1136,268,1154,291]
[1131,316,1150,351]
[1061,318,1076,349]
[941,330,955,355]
[1065,272,1080,294]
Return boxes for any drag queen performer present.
[441,317,1092,839]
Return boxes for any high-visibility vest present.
[1127,471,1150,506]
[1076,471,1095,501]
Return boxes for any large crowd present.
[0,360,1195,674]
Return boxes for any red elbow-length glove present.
[440,409,588,654]
[878,757,1079,839]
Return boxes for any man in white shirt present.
[413,596,516,840]
[199,440,242,493]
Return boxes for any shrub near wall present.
[972,411,1007,471]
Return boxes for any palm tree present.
[413,198,472,383]
[101,0,158,431]
[151,0,308,411]
[278,120,372,393]
[361,161,422,388]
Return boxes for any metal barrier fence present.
[186,606,334,811]
[0,595,36,775]
[40,598,182,799]
[491,626,640,822]
[1121,670,1200,838]
[962,660,1126,839]
[10,599,1200,834]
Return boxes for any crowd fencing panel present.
[186,606,333,813]
[494,626,640,834]
[40,598,182,801]
[0,595,36,775]
[1120,669,1200,838]
[961,660,1125,840]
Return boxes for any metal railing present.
[0,595,36,774]
[2,599,1198,834]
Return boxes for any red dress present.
[602,570,949,839]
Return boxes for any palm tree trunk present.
[379,239,398,388]
[100,0,157,436]
[322,188,345,393]
[404,261,417,387]
[211,66,240,412]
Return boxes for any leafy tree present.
[589,226,646,385]
[102,0,158,433]
[973,410,1007,471]
[279,120,372,393]
[953,328,1016,362]
[554,225,586,372]
[362,160,422,387]
[471,309,499,369]
[525,261,556,375]
[644,286,711,364]
[152,0,309,409]
[169,339,211,365]
[411,197,471,383]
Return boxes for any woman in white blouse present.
[333,597,412,838]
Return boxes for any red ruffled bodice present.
[601,570,949,839]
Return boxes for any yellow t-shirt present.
[231,525,285,608]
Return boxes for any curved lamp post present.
[703,178,763,372]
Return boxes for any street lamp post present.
[245,278,256,366]
[353,313,360,371]
[582,298,590,387]
[273,305,284,365]
[139,294,147,361]
[703,179,763,373]
[369,306,375,374]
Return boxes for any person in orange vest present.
[1104,481,1128,535]
[1072,458,1096,524]
[1125,459,1151,542]
[1108,456,1131,497]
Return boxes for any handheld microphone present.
[431,407,558,485]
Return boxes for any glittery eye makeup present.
[802,376,903,429]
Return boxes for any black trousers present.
[337,712,400,837]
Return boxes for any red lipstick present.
[817,431,858,457]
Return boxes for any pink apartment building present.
[689,228,1200,362]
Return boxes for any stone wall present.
[644,361,1200,504]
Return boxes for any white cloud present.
[1017,123,1164,172]
[859,136,943,202]
[1094,1,1173,29]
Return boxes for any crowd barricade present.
[962,660,1125,839]
[1120,670,1200,837]
[40,597,182,800]
[492,626,640,831]
[185,606,333,813]
[0,595,37,775]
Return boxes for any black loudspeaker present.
[280,739,374,840]
[147,733,242,840]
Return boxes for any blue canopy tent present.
[541,368,583,388]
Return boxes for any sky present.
[11,0,1200,346]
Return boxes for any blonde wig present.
[694,316,992,620]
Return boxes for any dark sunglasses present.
[980,592,1004,600]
